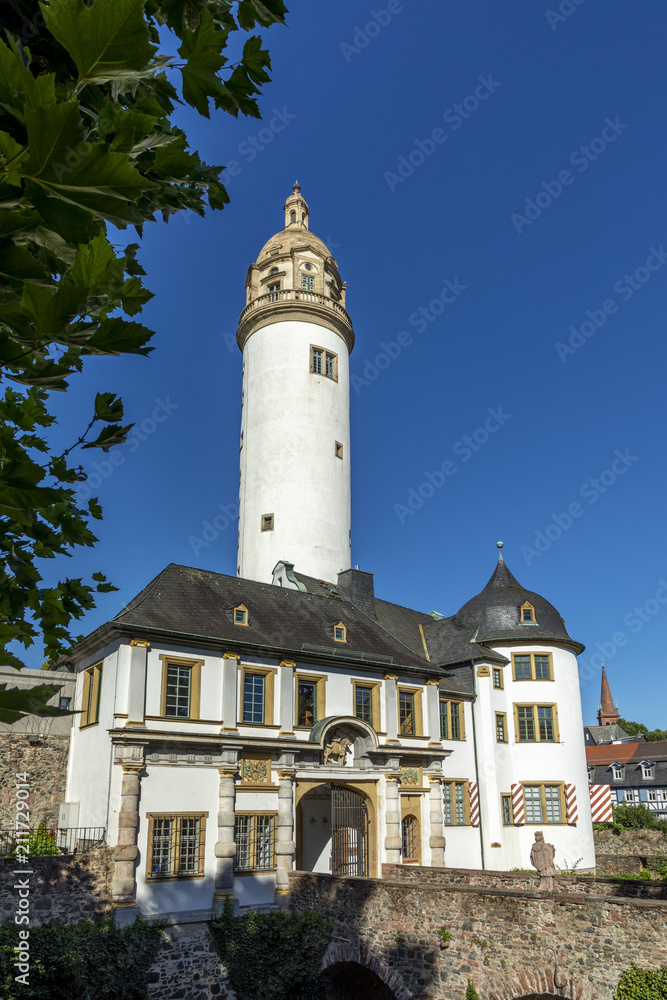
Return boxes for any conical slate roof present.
[449,546,584,652]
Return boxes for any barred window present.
[439,698,448,740]
[401,815,420,861]
[311,347,323,374]
[522,784,563,824]
[234,814,276,872]
[325,352,334,378]
[310,345,337,379]
[492,668,503,689]
[147,813,206,879]
[443,781,468,826]
[496,713,507,743]
[501,794,513,826]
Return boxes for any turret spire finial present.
[496,540,504,563]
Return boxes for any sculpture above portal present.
[323,733,352,766]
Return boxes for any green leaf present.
[21,283,87,338]
[85,316,153,355]
[94,391,124,422]
[82,422,133,450]
[0,36,56,121]
[120,276,154,315]
[43,0,158,87]
[67,232,124,294]
[178,9,228,117]
[0,244,48,287]
[0,683,65,724]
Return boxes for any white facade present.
[236,184,353,583]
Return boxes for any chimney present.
[337,568,376,619]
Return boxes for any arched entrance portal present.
[297,783,374,876]
[324,961,397,1000]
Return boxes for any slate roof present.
[586,740,667,765]
[444,555,584,653]
[584,724,633,746]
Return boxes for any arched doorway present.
[324,961,397,1000]
[296,781,376,876]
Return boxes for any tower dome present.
[236,185,354,584]
[237,183,353,352]
[451,543,584,652]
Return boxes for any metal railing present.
[1,826,106,857]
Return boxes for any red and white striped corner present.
[589,784,613,823]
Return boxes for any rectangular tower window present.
[310,346,338,380]
[243,674,265,724]
[267,282,280,300]
[355,685,373,723]
[501,794,513,826]
[302,274,315,291]
[311,347,323,373]
[325,352,335,378]
[261,513,274,531]
[496,712,507,743]
[335,441,344,459]
[492,668,503,689]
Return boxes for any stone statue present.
[323,734,352,765]
[530,830,556,891]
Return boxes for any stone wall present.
[0,733,70,829]
[146,921,235,1000]
[593,827,667,855]
[0,844,112,926]
[382,863,667,900]
[290,869,667,1000]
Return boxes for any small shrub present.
[209,904,332,1000]
[437,926,453,942]
[613,805,666,831]
[613,963,667,998]
[4,824,58,859]
[466,980,480,1000]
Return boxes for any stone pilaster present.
[425,679,441,745]
[126,639,150,728]
[384,774,402,863]
[221,653,239,733]
[213,766,238,914]
[278,660,296,737]
[274,770,296,905]
[384,674,399,743]
[428,776,446,867]
[112,760,143,923]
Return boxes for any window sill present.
[79,722,100,730]
[234,869,277,876]
[146,874,205,882]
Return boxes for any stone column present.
[221,653,239,733]
[425,679,441,745]
[384,774,402,864]
[428,776,446,867]
[384,674,399,743]
[213,766,238,914]
[112,760,143,924]
[278,660,296,737]
[274,770,296,905]
[126,639,150,728]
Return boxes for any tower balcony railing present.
[239,288,352,328]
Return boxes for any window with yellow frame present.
[512,652,553,681]
[295,672,326,728]
[80,662,103,728]
[513,703,559,743]
[442,780,470,826]
[159,656,202,720]
[522,783,565,824]
[146,812,207,879]
[439,699,465,740]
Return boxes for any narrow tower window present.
[261,514,274,532]
[290,211,296,223]
[311,347,323,374]
[335,441,343,459]
[302,274,315,292]
[325,352,335,378]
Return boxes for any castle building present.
[63,187,595,923]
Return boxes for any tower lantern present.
[236,185,354,583]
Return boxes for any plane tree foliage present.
[0,0,287,721]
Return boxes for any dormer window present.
[611,763,624,780]
[333,622,347,642]
[269,267,279,275]
[520,602,536,623]
[640,762,654,780]
[234,604,249,626]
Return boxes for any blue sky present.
[40,0,667,728]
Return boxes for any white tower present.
[236,184,354,583]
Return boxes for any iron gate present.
[331,785,369,876]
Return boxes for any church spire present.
[597,665,620,726]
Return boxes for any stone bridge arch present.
[489,970,584,1000]
[321,940,408,1000]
